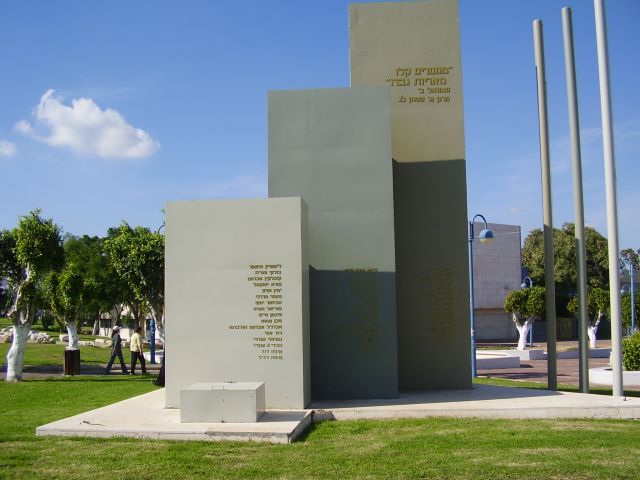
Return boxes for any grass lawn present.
[0,377,639,479]
[0,342,114,366]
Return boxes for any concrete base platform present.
[476,352,520,369]
[36,389,311,444]
[310,384,640,420]
[482,349,546,360]
[590,367,640,388]
[557,348,611,359]
[36,385,640,444]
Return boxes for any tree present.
[63,234,130,334]
[504,286,546,350]
[522,224,610,311]
[43,264,87,350]
[620,248,640,271]
[566,287,609,349]
[0,210,63,381]
[103,223,164,340]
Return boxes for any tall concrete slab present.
[165,198,310,409]
[269,87,398,399]
[350,0,471,389]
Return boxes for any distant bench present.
[180,382,265,423]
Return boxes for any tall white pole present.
[533,19,557,391]
[562,7,589,394]
[594,0,623,397]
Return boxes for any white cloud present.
[0,140,16,157]
[14,89,160,159]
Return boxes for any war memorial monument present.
[165,0,470,415]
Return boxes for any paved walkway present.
[476,340,640,390]
[1,362,161,380]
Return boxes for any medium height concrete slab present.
[350,0,471,390]
[268,87,398,399]
[165,198,310,409]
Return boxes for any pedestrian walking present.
[130,326,147,375]
[104,326,128,375]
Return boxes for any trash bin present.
[63,349,81,375]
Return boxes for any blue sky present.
[1,0,638,250]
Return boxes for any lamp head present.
[521,282,527,288]
[478,229,494,244]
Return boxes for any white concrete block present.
[180,382,265,423]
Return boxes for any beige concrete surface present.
[36,389,312,444]
[311,384,640,420]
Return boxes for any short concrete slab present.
[310,384,640,420]
[482,349,546,360]
[476,352,520,369]
[36,389,311,444]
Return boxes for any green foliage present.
[566,287,610,326]
[622,332,640,371]
[43,263,86,326]
[64,235,124,321]
[0,229,19,280]
[39,311,56,330]
[503,286,545,323]
[504,289,528,322]
[522,223,610,295]
[620,248,640,271]
[621,293,640,330]
[103,223,164,319]
[1,210,64,327]
[13,209,64,276]
[526,286,546,316]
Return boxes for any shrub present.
[40,311,56,330]
[622,332,640,371]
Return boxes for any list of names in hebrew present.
[228,264,284,360]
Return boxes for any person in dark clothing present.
[105,326,128,375]
[153,352,165,387]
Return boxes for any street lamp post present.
[620,258,636,333]
[521,276,534,346]
[469,214,494,378]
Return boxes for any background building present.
[472,222,522,341]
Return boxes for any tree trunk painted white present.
[588,325,598,349]
[588,311,605,350]
[92,320,100,336]
[513,317,534,351]
[6,323,29,382]
[66,321,79,350]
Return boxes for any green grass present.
[0,378,639,479]
[0,342,114,366]
[475,376,640,398]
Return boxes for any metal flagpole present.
[593,0,623,397]
[533,19,557,391]
[562,6,589,394]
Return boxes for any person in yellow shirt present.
[129,326,147,375]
